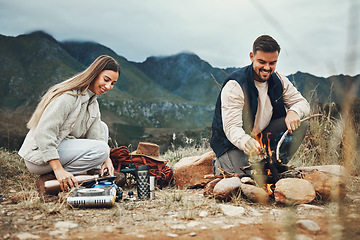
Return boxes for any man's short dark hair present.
[253,35,281,54]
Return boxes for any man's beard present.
[254,68,272,82]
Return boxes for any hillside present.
[0,31,359,150]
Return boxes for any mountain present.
[286,71,359,106]
[0,31,84,109]
[136,53,227,103]
[0,31,359,150]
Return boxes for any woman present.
[19,55,120,192]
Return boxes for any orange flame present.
[266,184,273,196]
[255,132,265,148]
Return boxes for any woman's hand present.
[101,157,114,176]
[49,159,78,192]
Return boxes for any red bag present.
[110,146,173,187]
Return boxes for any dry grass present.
[0,148,37,193]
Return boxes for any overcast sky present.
[0,0,359,77]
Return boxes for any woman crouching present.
[19,55,120,192]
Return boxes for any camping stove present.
[67,176,122,208]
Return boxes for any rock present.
[187,221,201,227]
[167,233,179,237]
[297,204,325,211]
[247,207,263,217]
[213,177,242,200]
[170,224,187,230]
[240,184,269,204]
[274,178,316,205]
[173,151,216,189]
[16,232,40,239]
[203,178,222,197]
[189,232,197,237]
[296,165,348,177]
[113,171,126,187]
[221,224,236,229]
[54,221,78,231]
[49,230,63,236]
[304,171,346,201]
[199,210,208,217]
[32,215,43,221]
[240,177,255,185]
[296,219,321,232]
[219,204,245,217]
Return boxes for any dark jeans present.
[213,116,309,175]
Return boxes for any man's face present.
[250,50,279,82]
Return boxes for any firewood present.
[217,166,245,178]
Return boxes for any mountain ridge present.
[0,31,359,150]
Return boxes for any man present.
[210,35,310,175]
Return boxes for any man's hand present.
[285,110,301,134]
[244,138,261,156]
[101,157,114,176]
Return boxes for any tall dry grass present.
[0,148,37,193]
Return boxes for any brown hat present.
[131,142,167,162]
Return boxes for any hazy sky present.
[0,0,358,77]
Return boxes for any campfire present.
[244,132,294,196]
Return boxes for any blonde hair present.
[27,55,120,129]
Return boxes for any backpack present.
[110,146,173,188]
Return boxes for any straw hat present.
[131,142,167,162]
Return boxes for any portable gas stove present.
[67,176,122,208]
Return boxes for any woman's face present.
[89,70,119,95]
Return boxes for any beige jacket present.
[19,89,104,165]
[221,72,310,151]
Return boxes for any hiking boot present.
[36,172,56,195]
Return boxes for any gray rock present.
[199,210,208,217]
[187,221,201,227]
[54,221,78,231]
[297,204,325,211]
[167,233,179,237]
[16,232,40,240]
[219,204,245,217]
[241,177,255,185]
[170,224,187,230]
[296,219,321,232]
[213,177,242,200]
[189,232,197,237]
[221,224,236,229]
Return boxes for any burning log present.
[244,148,291,185]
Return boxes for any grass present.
[0,148,37,193]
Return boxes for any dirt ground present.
[1,178,360,240]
